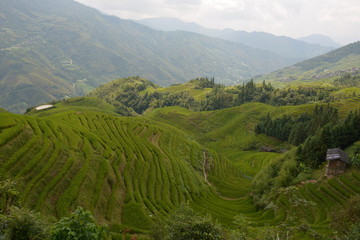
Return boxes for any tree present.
[50,207,106,240]
[0,206,48,240]
[0,179,19,214]
[161,204,223,240]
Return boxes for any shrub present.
[0,206,48,240]
[50,207,106,240]
[0,179,19,214]
[159,204,223,240]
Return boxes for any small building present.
[35,104,53,110]
[259,145,274,152]
[326,148,349,176]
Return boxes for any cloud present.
[75,0,360,44]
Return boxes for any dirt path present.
[203,150,213,187]
[202,150,245,201]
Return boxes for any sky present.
[75,0,360,45]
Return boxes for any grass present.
[26,97,119,117]
[0,95,359,237]
[1,109,249,229]
[144,100,360,236]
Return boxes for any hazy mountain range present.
[298,34,342,48]
[0,0,304,113]
[255,41,360,86]
[137,17,336,59]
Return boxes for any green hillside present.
[87,76,360,118]
[1,83,360,238]
[88,76,214,115]
[0,0,296,114]
[256,41,360,87]
[26,97,119,117]
[145,102,360,237]
[1,104,279,235]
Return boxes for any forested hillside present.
[86,75,360,116]
[0,0,296,114]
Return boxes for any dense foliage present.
[0,207,48,240]
[89,76,360,116]
[0,179,19,214]
[51,207,105,240]
[89,76,198,115]
[255,105,338,144]
[256,105,360,168]
[333,73,360,87]
[154,204,223,240]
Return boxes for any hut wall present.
[326,160,347,176]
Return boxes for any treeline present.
[255,105,338,144]
[255,105,360,168]
[89,76,211,116]
[122,79,338,114]
[90,75,360,116]
[106,85,197,116]
[190,77,216,88]
[333,73,360,87]
[298,109,360,167]
[200,79,339,111]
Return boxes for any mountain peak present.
[298,34,341,48]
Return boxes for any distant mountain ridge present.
[137,17,335,59]
[255,41,360,86]
[298,34,341,48]
[0,0,297,113]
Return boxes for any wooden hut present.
[326,148,349,176]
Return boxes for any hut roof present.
[326,148,349,164]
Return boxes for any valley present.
[1,74,360,238]
[0,1,359,239]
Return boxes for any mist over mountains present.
[137,17,335,60]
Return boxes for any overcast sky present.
[75,0,360,45]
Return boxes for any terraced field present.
[145,100,360,235]
[1,97,360,237]
[0,106,276,232]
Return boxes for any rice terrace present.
[0,0,360,239]
[1,72,360,239]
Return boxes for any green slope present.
[145,101,360,236]
[256,41,360,87]
[2,96,360,237]
[27,97,119,117]
[88,76,213,116]
[1,106,276,233]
